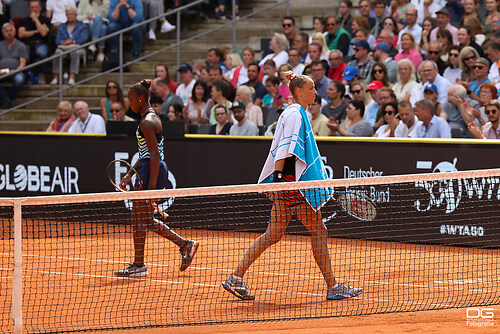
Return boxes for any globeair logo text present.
[0,163,79,193]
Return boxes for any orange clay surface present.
[0,223,498,333]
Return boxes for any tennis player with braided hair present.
[114,79,199,277]
[222,71,362,300]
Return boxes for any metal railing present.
[0,0,290,118]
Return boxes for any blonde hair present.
[283,70,311,99]
[311,32,329,55]
[396,59,416,82]
[57,100,73,112]
[226,53,243,68]
[236,85,255,103]
[273,33,288,51]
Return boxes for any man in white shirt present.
[411,0,441,24]
[398,7,422,50]
[175,63,196,106]
[68,101,106,134]
[393,100,423,137]
[418,60,452,105]
[487,42,500,84]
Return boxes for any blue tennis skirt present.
[136,159,168,190]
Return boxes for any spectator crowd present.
[15,0,497,139]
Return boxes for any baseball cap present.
[476,57,490,67]
[374,42,390,53]
[177,63,193,72]
[351,40,371,51]
[436,8,450,17]
[230,101,246,111]
[343,66,358,81]
[423,83,437,93]
[366,80,384,91]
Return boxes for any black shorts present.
[136,159,168,190]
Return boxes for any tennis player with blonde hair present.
[222,71,363,300]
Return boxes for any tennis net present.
[1,168,499,333]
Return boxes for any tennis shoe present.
[222,274,255,300]
[160,20,176,33]
[326,283,362,300]
[179,240,199,271]
[114,263,148,277]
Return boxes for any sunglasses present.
[282,23,292,28]
[107,85,117,89]
[485,109,498,115]
[473,65,485,69]
[326,23,336,27]
[351,90,361,94]
[384,22,394,26]
[110,109,121,113]
[428,50,440,55]
[464,56,476,61]
[384,110,395,115]
[449,53,459,57]
[373,69,384,74]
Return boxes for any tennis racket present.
[334,191,377,222]
[106,159,169,219]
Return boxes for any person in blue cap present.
[423,83,443,116]
[346,40,374,81]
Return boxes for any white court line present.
[1,253,498,294]
[7,267,456,309]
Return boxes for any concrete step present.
[0,120,49,131]
[0,108,56,121]
[14,97,102,110]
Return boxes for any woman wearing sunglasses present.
[369,62,392,89]
[458,46,480,82]
[443,46,462,84]
[373,102,398,138]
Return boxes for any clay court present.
[1,223,498,333]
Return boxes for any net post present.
[12,199,23,334]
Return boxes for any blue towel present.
[258,103,333,211]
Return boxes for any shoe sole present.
[179,241,199,271]
[160,27,176,33]
[221,282,255,300]
[114,270,149,277]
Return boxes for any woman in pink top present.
[394,32,422,70]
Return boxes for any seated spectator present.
[243,62,267,106]
[18,0,50,84]
[68,100,106,133]
[325,16,350,56]
[368,62,392,88]
[373,101,398,137]
[441,84,480,138]
[321,81,348,122]
[209,104,232,135]
[435,28,453,63]
[458,46,479,82]
[215,0,239,20]
[208,80,232,124]
[232,47,258,87]
[154,63,178,93]
[262,76,283,108]
[311,16,327,41]
[109,101,135,121]
[338,0,354,35]
[327,99,374,136]
[282,16,298,48]
[418,60,452,105]
[100,80,130,120]
[209,64,236,101]
[357,0,375,29]
[364,80,384,125]
[261,59,277,86]
[397,7,421,48]
[228,101,259,136]
[77,0,109,62]
[223,52,243,83]
[46,100,76,132]
[46,0,75,29]
[423,83,443,116]
[309,60,332,102]
[414,99,451,138]
[429,8,458,45]
[347,27,373,58]
[50,6,88,86]
[259,33,289,70]
[150,93,162,114]
[193,61,210,85]
[380,16,399,47]
[349,80,372,106]
[443,46,462,84]
[391,100,423,137]
[0,22,28,109]
[184,80,209,125]
[394,32,422,71]
[310,94,330,136]
[426,41,446,75]
[390,0,412,26]
[372,42,397,83]
[377,29,399,58]
[477,83,498,112]
[107,0,144,60]
[327,50,346,81]
[167,102,184,122]
[305,32,330,63]
[342,66,360,96]
[207,47,228,74]
[176,63,197,106]
[235,85,263,126]
[420,17,437,54]
[346,40,374,82]
[483,0,499,36]
[462,16,485,46]
[468,100,500,139]
[288,47,305,75]
[293,32,309,63]
[371,0,387,38]
[143,0,175,41]
[303,42,329,73]
[151,77,183,115]
[392,58,417,101]
[458,58,491,104]
[458,25,486,59]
